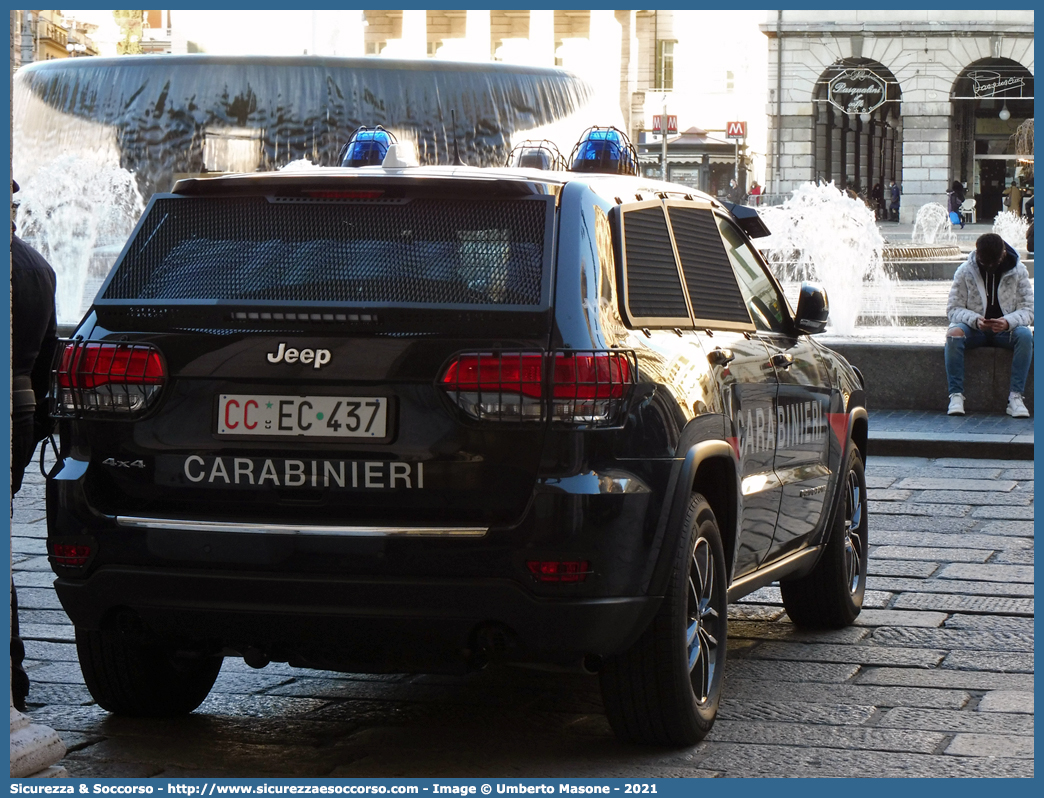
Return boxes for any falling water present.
[992,210,1030,251]
[757,182,900,336]
[12,55,593,324]
[911,203,958,245]
[14,155,145,324]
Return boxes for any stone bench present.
[828,340,1034,413]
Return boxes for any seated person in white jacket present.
[945,233,1034,417]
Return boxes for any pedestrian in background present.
[726,178,745,204]
[944,232,1034,418]
[871,183,884,220]
[1002,179,1023,216]
[10,178,59,711]
[888,179,901,222]
[948,180,966,229]
[748,181,762,206]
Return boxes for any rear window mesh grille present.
[102,197,547,306]
[621,207,690,320]
[668,207,751,325]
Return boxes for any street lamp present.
[999,101,1011,121]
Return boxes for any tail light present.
[53,341,166,416]
[439,350,636,426]
[526,560,591,583]
[49,542,92,568]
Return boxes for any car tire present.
[76,627,223,716]
[780,448,868,628]
[599,493,728,746]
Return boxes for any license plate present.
[218,394,388,438]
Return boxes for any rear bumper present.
[54,567,660,673]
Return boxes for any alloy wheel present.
[687,535,721,704]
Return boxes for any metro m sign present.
[726,121,747,139]
[652,115,678,134]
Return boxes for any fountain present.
[756,182,900,335]
[14,155,144,324]
[992,210,1030,251]
[13,55,591,197]
[910,202,958,246]
[13,55,593,323]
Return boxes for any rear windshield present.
[101,196,550,306]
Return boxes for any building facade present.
[761,10,1034,222]
[10,10,99,70]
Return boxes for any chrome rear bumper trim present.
[115,516,488,538]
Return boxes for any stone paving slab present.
[722,660,860,683]
[708,720,947,754]
[892,592,1034,615]
[743,641,946,668]
[878,706,1035,735]
[867,559,940,577]
[870,515,978,533]
[857,667,1034,692]
[895,477,1018,491]
[911,489,1032,505]
[870,501,973,516]
[944,614,1035,632]
[870,546,994,563]
[945,733,1034,758]
[868,575,1034,597]
[689,742,1033,778]
[938,562,1035,582]
[853,609,948,627]
[993,548,1034,564]
[941,651,1035,673]
[971,505,1034,519]
[870,530,1034,550]
[978,691,1035,714]
[971,519,1035,536]
[870,627,1034,652]
[722,679,971,709]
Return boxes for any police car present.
[47,128,868,746]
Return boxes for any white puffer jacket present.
[946,244,1034,330]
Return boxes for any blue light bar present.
[568,126,638,176]
[339,126,397,167]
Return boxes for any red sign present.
[652,115,678,134]
[726,121,747,139]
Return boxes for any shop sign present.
[968,70,1027,99]
[827,68,887,115]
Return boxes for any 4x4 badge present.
[266,343,332,369]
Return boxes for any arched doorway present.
[813,58,902,212]
[951,59,1034,221]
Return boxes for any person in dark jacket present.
[871,183,884,220]
[948,180,966,229]
[944,233,1034,417]
[888,179,901,222]
[10,178,59,712]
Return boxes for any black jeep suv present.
[47,159,868,746]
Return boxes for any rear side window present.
[667,203,752,331]
[613,202,691,328]
[101,196,551,307]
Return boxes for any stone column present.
[899,102,952,224]
[10,698,68,778]
[528,10,554,65]
[401,10,426,58]
[465,10,491,61]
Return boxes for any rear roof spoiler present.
[721,201,772,238]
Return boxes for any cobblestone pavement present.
[12,454,1033,778]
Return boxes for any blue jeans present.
[944,322,1034,395]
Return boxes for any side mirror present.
[794,282,829,334]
